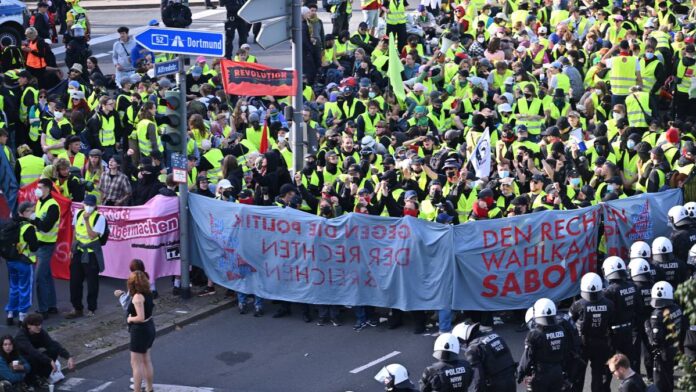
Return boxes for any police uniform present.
[631,276,654,381]
[569,295,615,392]
[652,254,689,288]
[646,301,687,392]
[603,277,642,366]
[464,331,516,391]
[420,358,474,391]
[517,322,569,391]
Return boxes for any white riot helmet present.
[533,298,556,326]
[452,322,480,345]
[580,272,603,301]
[433,333,460,361]
[524,307,535,330]
[684,201,696,218]
[668,205,689,227]
[688,244,696,267]
[602,256,628,280]
[374,364,413,389]
[651,281,674,308]
[628,258,652,282]
[652,236,673,262]
[630,241,651,259]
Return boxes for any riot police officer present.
[627,258,655,381]
[219,0,249,59]
[645,281,687,392]
[668,205,696,263]
[688,244,696,277]
[517,298,570,392]
[651,236,689,288]
[374,364,418,391]
[452,322,516,391]
[630,241,651,261]
[420,333,474,392]
[602,256,642,366]
[569,273,615,392]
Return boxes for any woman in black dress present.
[127,271,155,392]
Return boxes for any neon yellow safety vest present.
[28,106,41,142]
[20,86,38,123]
[17,223,36,263]
[74,210,101,251]
[625,92,651,128]
[514,98,544,135]
[360,112,382,137]
[386,0,406,25]
[69,5,88,29]
[57,151,86,172]
[676,60,695,94]
[98,114,116,147]
[610,55,637,96]
[44,119,68,156]
[17,155,44,187]
[203,148,223,184]
[640,58,659,93]
[35,198,60,243]
[136,119,162,157]
[554,73,571,95]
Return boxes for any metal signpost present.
[135,27,224,299]
[240,0,304,173]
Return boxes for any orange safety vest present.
[26,41,46,69]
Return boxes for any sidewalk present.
[48,290,232,369]
[80,0,208,10]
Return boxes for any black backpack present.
[76,210,110,246]
[0,219,21,260]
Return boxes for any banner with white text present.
[188,194,454,310]
[451,207,602,310]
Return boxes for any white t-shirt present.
[605,56,641,71]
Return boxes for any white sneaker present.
[493,316,504,326]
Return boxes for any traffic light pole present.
[291,0,303,173]
[177,55,191,299]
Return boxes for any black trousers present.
[654,349,676,392]
[579,338,612,392]
[529,367,563,392]
[331,12,350,36]
[611,325,635,365]
[386,23,407,51]
[632,325,653,380]
[28,348,59,379]
[70,250,100,312]
[224,17,249,59]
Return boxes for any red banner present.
[220,60,297,96]
[18,181,73,280]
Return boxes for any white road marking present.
[56,377,87,390]
[192,9,225,20]
[87,382,113,391]
[94,53,110,58]
[349,351,401,374]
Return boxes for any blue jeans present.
[438,309,453,333]
[318,305,338,320]
[354,306,373,324]
[35,244,57,312]
[5,260,33,315]
[237,292,262,310]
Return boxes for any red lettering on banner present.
[311,268,325,285]
[567,216,581,236]
[482,251,505,271]
[543,265,565,288]
[482,275,498,297]
[541,222,552,241]
[525,269,540,292]
[501,272,522,296]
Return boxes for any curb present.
[81,0,207,10]
[72,299,233,370]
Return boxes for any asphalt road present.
[66,308,626,392]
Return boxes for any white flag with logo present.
[472,128,491,178]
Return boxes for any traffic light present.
[161,91,185,150]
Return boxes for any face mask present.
[29,213,36,220]
[612,112,622,120]
[594,89,602,95]
[477,37,485,43]
[34,188,43,198]
[430,189,442,199]
[241,105,247,112]
[368,92,376,99]
[54,111,64,120]
[39,99,47,106]
[321,206,333,215]
[606,184,616,193]
[222,190,232,198]
[499,170,510,178]
[645,52,655,60]
[627,140,636,149]
[278,136,286,143]
[525,93,533,100]
[570,177,581,187]
[85,206,95,214]
[403,208,418,217]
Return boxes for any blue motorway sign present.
[134,27,225,57]
[154,59,180,77]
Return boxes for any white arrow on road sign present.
[256,17,291,49]
[239,0,291,24]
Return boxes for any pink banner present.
[72,195,181,280]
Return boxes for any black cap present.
[686,44,696,54]
[279,183,297,196]
[635,141,652,153]
[542,126,560,137]
[616,118,629,129]
[556,117,570,130]
[580,184,595,198]
[606,176,623,185]
[511,195,530,206]
[479,188,494,199]
[531,173,546,182]
[651,147,664,156]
